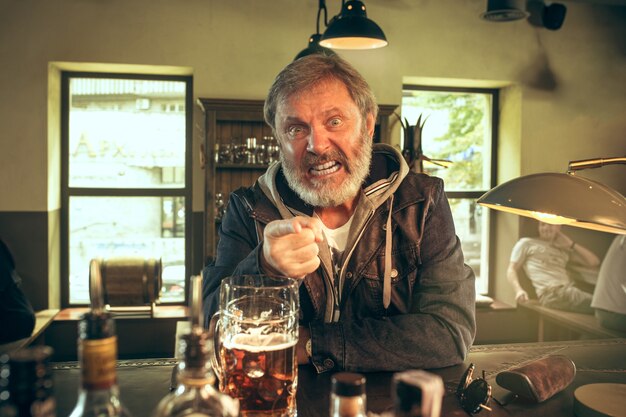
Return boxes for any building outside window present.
[401,86,498,295]
[62,74,192,305]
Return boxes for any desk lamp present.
[477,156,626,235]
[478,157,626,417]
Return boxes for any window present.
[61,74,192,305]
[401,86,497,294]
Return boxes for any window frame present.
[402,84,499,295]
[60,71,193,307]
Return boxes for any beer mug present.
[211,275,300,417]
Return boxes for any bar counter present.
[52,338,626,417]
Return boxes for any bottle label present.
[80,336,117,389]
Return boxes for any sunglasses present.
[456,363,493,415]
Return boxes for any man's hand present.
[262,216,324,279]
[515,289,529,303]
[552,230,574,250]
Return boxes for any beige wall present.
[1,0,624,305]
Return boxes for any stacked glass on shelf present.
[214,136,279,166]
[214,193,226,223]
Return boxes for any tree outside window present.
[401,86,497,294]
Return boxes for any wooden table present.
[52,338,626,417]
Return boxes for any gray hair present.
[263,54,378,132]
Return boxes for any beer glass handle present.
[210,311,223,381]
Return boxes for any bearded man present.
[202,54,476,373]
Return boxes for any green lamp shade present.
[477,172,626,235]
[320,0,388,50]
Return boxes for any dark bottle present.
[330,373,367,417]
[0,346,56,417]
[67,311,131,417]
[392,370,444,417]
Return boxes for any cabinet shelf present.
[198,98,398,260]
[216,163,269,170]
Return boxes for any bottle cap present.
[332,372,366,397]
[180,331,210,368]
[393,370,444,415]
[79,311,116,340]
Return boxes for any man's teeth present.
[311,161,340,176]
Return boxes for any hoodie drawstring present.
[383,195,394,309]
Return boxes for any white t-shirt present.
[510,237,570,296]
[319,215,353,265]
[591,235,626,314]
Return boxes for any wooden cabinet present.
[198,98,398,260]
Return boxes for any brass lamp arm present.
[568,156,626,173]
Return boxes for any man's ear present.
[365,112,376,138]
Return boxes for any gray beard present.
[280,129,372,208]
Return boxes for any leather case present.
[495,355,576,403]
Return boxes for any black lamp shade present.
[480,0,528,22]
[294,34,338,61]
[320,1,387,50]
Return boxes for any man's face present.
[274,78,375,207]
[538,222,560,240]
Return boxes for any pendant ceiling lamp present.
[319,0,387,50]
[477,157,626,235]
[294,1,337,61]
[480,0,529,22]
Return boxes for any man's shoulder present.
[396,172,444,201]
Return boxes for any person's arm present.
[202,191,266,325]
[201,189,322,327]
[0,242,36,344]
[309,178,476,372]
[506,261,529,303]
[553,230,600,267]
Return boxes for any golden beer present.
[220,333,297,417]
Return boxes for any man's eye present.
[329,118,343,127]
[287,125,306,138]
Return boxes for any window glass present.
[64,75,189,305]
[402,87,496,295]
[401,90,492,191]
[68,196,185,304]
[68,78,186,188]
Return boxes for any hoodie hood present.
[257,143,410,314]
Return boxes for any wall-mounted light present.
[527,1,567,31]
[477,157,626,235]
[481,0,567,30]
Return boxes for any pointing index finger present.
[265,219,302,238]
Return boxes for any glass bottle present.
[0,346,56,417]
[214,192,225,223]
[68,311,131,417]
[330,373,367,417]
[151,275,238,417]
[151,331,238,417]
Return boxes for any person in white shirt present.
[506,221,600,313]
[592,235,626,331]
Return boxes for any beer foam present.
[224,333,297,352]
